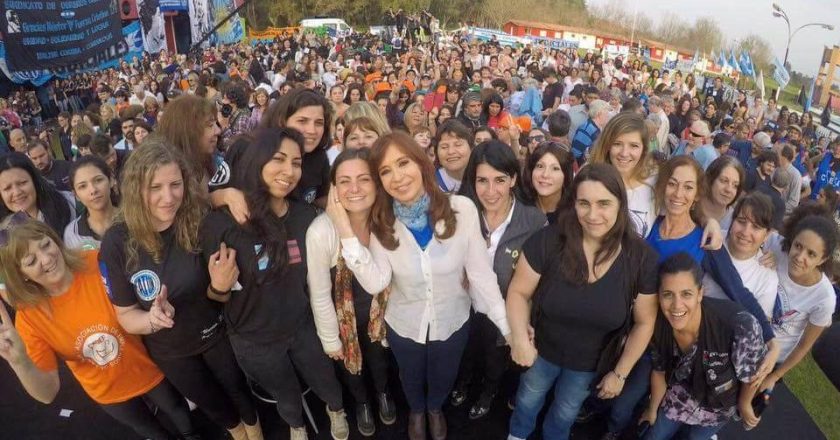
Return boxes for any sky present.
[587,0,840,76]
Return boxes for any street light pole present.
[772,3,834,67]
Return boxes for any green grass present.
[785,353,840,440]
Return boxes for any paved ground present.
[0,357,826,440]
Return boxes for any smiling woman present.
[0,152,74,234]
[433,119,475,193]
[367,132,510,440]
[200,127,350,440]
[0,220,196,440]
[99,139,261,439]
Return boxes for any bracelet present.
[209,284,232,296]
[612,370,627,382]
[149,315,157,333]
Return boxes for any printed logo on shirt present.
[75,324,126,368]
[130,270,162,301]
[287,240,302,264]
[301,187,317,204]
[209,159,231,187]
[254,244,269,271]
[98,261,113,299]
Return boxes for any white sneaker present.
[327,406,350,440]
[290,426,309,440]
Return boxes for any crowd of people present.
[0,19,838,440]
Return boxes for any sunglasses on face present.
[528,135,545,143]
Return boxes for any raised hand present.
[0,300,26,366]
[208,242,240,293]
[325,185,354,239]
[149,286,175,331]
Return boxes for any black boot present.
[377,392,397,425]
[356,402,376,437]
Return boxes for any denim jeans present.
[608,353,653,433]
[643,410,727,440]
[508,355,597,440]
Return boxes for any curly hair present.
[116,135,207,270]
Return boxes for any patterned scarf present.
[393,192,430,230]
[334,243,390,375]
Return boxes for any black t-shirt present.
[524,224,658,371]
[542,81,564,111]
[199,201,317,344]
[294,149,330,205]
[99,222,224,360]
[42,159,71,192]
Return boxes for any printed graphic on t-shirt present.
[301,187,317,204]
[75,324,125,368]
[629,209,651,238]
[254,244,269,271]
[130,270,162,301]
[773,284,801,334]
[287,239,302,264]
[99,261,113,299]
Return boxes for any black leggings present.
[338,313,391,404]
[230,319,344,428]
[153,337,257,430]
[456,312,510,394]
[100,380,192,440]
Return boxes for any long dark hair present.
[459,140,528,237]
[230,127,306,282]
[522,142,574,210]
[0,153,72,233]
[554,163,642,286]
[260,87,334,151]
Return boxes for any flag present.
[730,51,741,73]
[738,52,752,77]
[692,49,699,69]
[717,50,727,69]
[805,77,816,112]
[745,51,756,80]
[756,69,766,99]
[710,49,716,66]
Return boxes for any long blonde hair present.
[116,136,207,270]
[588,111,652,184]
[0,221,85,308]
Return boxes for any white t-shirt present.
[627,176,657,239]
[702,241,778,318]
[767,234,837,362]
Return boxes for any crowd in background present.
[0,18,839,440]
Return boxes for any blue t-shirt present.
[646,216,705,264]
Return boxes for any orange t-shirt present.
[15,251,164,405]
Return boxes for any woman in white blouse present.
[306,149,396,437]
[367,132,511,440]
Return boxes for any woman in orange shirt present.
[0,219,198,440]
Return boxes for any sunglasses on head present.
[0,212,31,247]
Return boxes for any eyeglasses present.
[528,135,545,143]
[689,131,705,138]
[0,212,31,247]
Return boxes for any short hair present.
[648,95,662,109]
[657,252,704,291]
[772,167,791,189]
[731,192,774,231]
[547,109,571,137]
[90,133,113,157]
[756,150,778,167]
[588,100,610,119]
[780,144,795,162]
[713,133,732,149]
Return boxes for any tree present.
[737,34,773,73]
[686,17,723,54]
